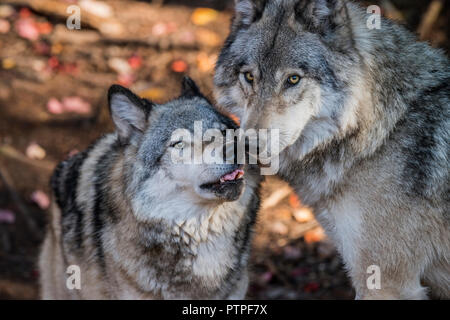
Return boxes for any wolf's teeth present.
[237,172,244,179]
[220,178,225,183]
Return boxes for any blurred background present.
[0,0,448,299]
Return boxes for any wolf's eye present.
[172,141,185,149]
[287,75,301,86]
[244,72,254,84]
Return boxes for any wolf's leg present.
[325,200,430,300]
[347,237,429,300]
[423,260,450,299]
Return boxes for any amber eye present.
[287,74,301,85]
[244,72,254,84]
[172,141,185,149]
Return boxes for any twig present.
[418,0,444,40]
[0,145,54,172]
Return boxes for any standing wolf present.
[215,0,449,299]
[39,78,261,299]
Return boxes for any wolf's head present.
[108,78,245,209]
[214,0,363,158]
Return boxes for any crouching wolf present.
[214,0,449,299]
[39,78,261,299]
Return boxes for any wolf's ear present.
[181,76,201,97]
[295,0,352,48]
[108,85,151,144]
[234,0,267,26]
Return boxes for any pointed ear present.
[295,0,352,48]
[234,0,267,26]
[181,76,201,97]
[108,85,151,144]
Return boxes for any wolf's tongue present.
[220,169,244,183]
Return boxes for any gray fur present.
[39,80,261,299]
[215,0,449,299]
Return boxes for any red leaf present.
[31,190,50,210]
[128,55,142,69]
[15,18,39,41]
[171,60,188,73]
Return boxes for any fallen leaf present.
[152,22,168,37]
[293,207,314,223]
[0,5,15,19]
[36,21,53,35]
[283,246,302,260]
[47,56,59,70]
[62,96,91,114]
[31,190,50,210]
[196,52,217,73]
[19,7,32,19]
[15,18,39,41]
[51,43,63,55]
[271,221,288,235]
[171,59,188,73]
[79,0,113,18]
[117,73,135,87]
[288,193,301,208]
[191,8,219,26]
[47,97,91,114]
[0,209,15,224]
[304,227,326,243]
[32,60,46,72]
[0,19,10,33]
[47,97,64,114]
[290,267,310,278]
[128,55,142,69]
[108,57,131,75]
[2,58,16,69]
[195,29,221,47]
[177,30,196,46]
[26,142,46,160]
[59,62,78,75]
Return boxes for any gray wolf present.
[39,77,261,299]
[214,0,449,299]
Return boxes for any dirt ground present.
[0,0,448,300]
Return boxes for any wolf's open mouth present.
[200,169,245,189]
